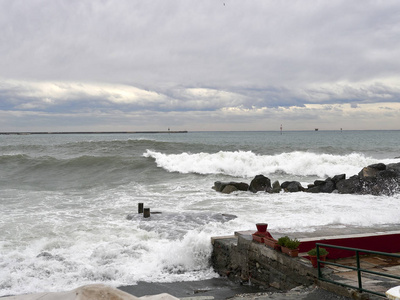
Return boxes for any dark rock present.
[280,181,291,189]
[368,163,386,171]
[213,181,249,193]
[213,162,400,196]
[281,181,304,192]
[307,178,335,193]
[387,162,400,174]
[306,185,320,193]
[358,166,380,178]
[313,180,326,186]
[377,169,398,179]
[336,175,363,194]
[271,180,281,193]
[221,185,238,194]
[319,179,336,193]
[332,174,346,183]
[233,182,250,191]
[213,181,224,192]
[249,175,271,193]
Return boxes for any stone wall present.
[211,234,317,290]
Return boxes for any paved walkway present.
[319,252,400,298]
[119,280,351,300]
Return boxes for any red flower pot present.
[264,238,281,251]
[281,246,299,257]
[309,255,327,268]
[256,223,268,233]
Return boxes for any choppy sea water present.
[1,131,400,296]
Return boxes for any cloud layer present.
[1,0,400,131]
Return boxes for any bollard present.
[143,208,150,218]
[138,203,144,214]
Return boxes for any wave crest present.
[143,150,383,178]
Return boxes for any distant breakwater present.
[213,162,400,196]
[0,131,188,135]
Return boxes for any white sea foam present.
[143,150,389,178]
[1,185,400,296]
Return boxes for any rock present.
[313,180,326,186]
[271,180,282,193]
[306,185,320,193]
[332,174,346,183]
[249,175,271,193]
[213,181,249,193]
[281,181,304,192]
[212,162,400,196]
[336,175,363,194]
[387,162,400,174]
[319,179,336,193]
[358,166,381,178]
[368,163,386,170]
[213,181,224,192]
[307,178,335,193]
[221,185,238,194]
[377,169,398,179]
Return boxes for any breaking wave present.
[143,150,394,178]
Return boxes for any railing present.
[315,243,400,298]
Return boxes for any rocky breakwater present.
[212,162,400,196]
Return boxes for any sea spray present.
[143,150,383,178]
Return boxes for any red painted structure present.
[299,232,400,259]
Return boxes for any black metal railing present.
[315,243,400,298]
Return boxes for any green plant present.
[277,236,300,249]
[277,236,290,246]
[307,247,329,256]
[285,238,300,250]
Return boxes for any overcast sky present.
[1,0,400,132]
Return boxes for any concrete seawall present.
[211,231,317,291]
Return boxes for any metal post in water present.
[143,208,150,218]
[138,203,144,213]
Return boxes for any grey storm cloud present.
[1,0,400,131]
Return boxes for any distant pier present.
[0,131,188,135]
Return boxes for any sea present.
[1,130,400,296]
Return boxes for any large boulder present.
[337,163,400,196]
[249,175,272,193]
[271,180,282,193]
[307,178,336,193]
[332,174,346,184]
[336,175,363,194]
[213,181,249,193]
[281,181,305,192]
[387,162,400,174]
[358,163,386,178]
